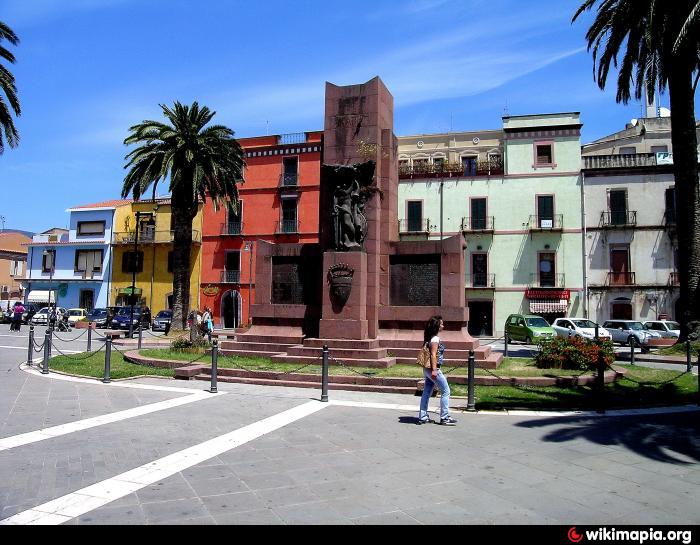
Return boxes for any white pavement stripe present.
[1,345,81,353]
[0,400,328,525]
[0,391,224,452]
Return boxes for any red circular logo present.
[568,527,584,543]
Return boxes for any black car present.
[86,308,113,328]
[152,310,172,332]
[110,307,152,330]
[21,303,41,324]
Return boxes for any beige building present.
[0,232,31,303]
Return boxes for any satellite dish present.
[630,118,638,126]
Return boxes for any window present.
[462,156,477,176]
[75,249,103,273]
[650,145,668,154]
[433,157,445,169]
[42,249,56,273]
[225,251,241,271]
[537,195,554,228]
[619,146,636,155]
[470,198,487,230]
[534,142,554,166]
[609,189,628,225]
[471,253,488,287]
[122,251,144,273]
[539,252,556,287]
[10,260,23,276]
[282,157,298,186]
[280,199,298,233]
[167,251,173,273]
[665,187,676,224]
[77,221,105,236]
[406,201,423,232]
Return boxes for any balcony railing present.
[528,215,563,231]
[276,220,299,234]
[467,273,495,288]
[669,272,680,286]
[398,219,431,234]
[461,216,494,232]
[278,132,307,145]
[529,273,566,288]
[399,158,504,179]
[279,173,298,187]
[220,222,243,235]
[607,271,636,286]
[112,230,201,244]
[583,153,658,170]
[601,210,637,227]
[221,270,241,284]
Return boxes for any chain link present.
[51,342,107,360]
[51,328,89,342]
[328,355,389,378]
[223,354,320,375]
[606,361,692,387]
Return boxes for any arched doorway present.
[221,290,241,329]
[611,297,633,320]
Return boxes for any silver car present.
[601,320,662,352]
[552,318,612,340]
[643,320,681,339]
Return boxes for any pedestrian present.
[12,301,24,332]
[418,315,457,426]
[202,306,213,342]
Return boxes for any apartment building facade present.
[0,232,31,302]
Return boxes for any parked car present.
[152,310,172,332]
[110,307,151,330]
[22,303,41,324]
[1,300,23,323]
[505,314,556,344]
[643,320,681,339]
[86,308,113,328]
[552,318,612,340]
[66,308,88,325]
[601,320,663,352]
[30,307,68,325]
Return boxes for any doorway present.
[468,301,493,336]
[611,297,633,319]
[221,290,241,329]
[79,289,94,311]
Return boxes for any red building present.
[200,131,322,328]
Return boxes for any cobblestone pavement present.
[0,326,698,525]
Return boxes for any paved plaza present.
[0,326,699,525]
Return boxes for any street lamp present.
[43,248,55,330]
[243,241,255,326]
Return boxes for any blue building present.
[24,201,123,310]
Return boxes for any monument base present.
[319,251,369,340]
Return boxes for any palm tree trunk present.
[668,60,700,338]
[170,193,194,331]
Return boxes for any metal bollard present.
[209,340,218,394]
[87,326,92,353]
[42,329,50,374]
[467,349,476,411]
[27,325,34,364]
[504,334,508,358]
[321,345,329,402]
[686,340,692,373]
[629,338,635,365]
[596,346,606,414]
[138,324,143,350]
[594,323,599,341]
[697,352,699,407]
[103,336,112,384]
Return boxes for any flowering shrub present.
[170,336,209,351]
[535,336,615,371]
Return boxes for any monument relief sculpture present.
[322,160,377,252]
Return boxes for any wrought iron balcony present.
[278,132,307,145]
[529,273,566,288]
[279,173,298,187]
[398,219,431,234]
[582,153,658,170]
[607,271,636,286]
[466,273,495,288]
[669,272,680,286]
[399,158,504,179]
[600,210,637,227]
[220,222,243,236]
[528,215,563,231]
[112,230,201,244]
[461,216,494,232]
[221,270,241,284]
[276,219,299,234]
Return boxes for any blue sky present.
[0,0,691,233]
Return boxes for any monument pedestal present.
[319,251,369,340]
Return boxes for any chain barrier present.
[328,355,391,378]
[51,342,107,360]
[606,361,692,387]
[143,329,166,338]
[32,336,46,352]
[224,353,320,376]
[51,328,89,343]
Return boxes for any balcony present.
[398,219,431,235]
[279,173,298,187]
[278,132,307,146]
[466,273,495,288]
[669,271,680,286]
[600,211,637,228]
[529,273,566,288]
[221,270,241,284]
[220,222,243,236]
[399,158,504,180]
[461,216,494,233]
[528,215,563,231]
[583,153,658,170]
[607,271,636,286]
[112,230,201,245]
[276,219,299,234]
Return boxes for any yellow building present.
[110,199,203,313]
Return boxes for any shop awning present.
[27,290,57,303]
[530,300,568,313]
[118,287,142,296]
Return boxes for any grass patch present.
[658,340,699,357]
[48,352,174,380]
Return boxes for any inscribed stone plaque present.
[272,257,304,304]
[390,255,440,306]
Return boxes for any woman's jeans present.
[419,368,450,420]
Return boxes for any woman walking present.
[11,301,24,332]
[418,315,457,426]
[202,306,213,343]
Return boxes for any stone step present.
[219,341,296,352]
[269,354,396,369]
[302,338,381,349]
[394,356,500,369]
[386,346,493,360]
[286,345,389,359]
[378,338,481,350]
[234,334,305,345]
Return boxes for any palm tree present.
[574,1,700,337]
[0,21,20,154]
[122,101,245,330]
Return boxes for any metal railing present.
[583,153,657,170]
[607,271,636,286]
[399,158,504,179]
[600,210,637,227]
[220,222,243,235]
[528,214,563,230]
[461,216,494,232]
[466,273,495,288]
[279,173,298,187]
[278,133,307,145]
[529,272,566,288]
[221,270,241,283]
[112,230,201,244]
[398,218,431,234]
[276,219,299,234]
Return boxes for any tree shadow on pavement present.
[514,411,700,465]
